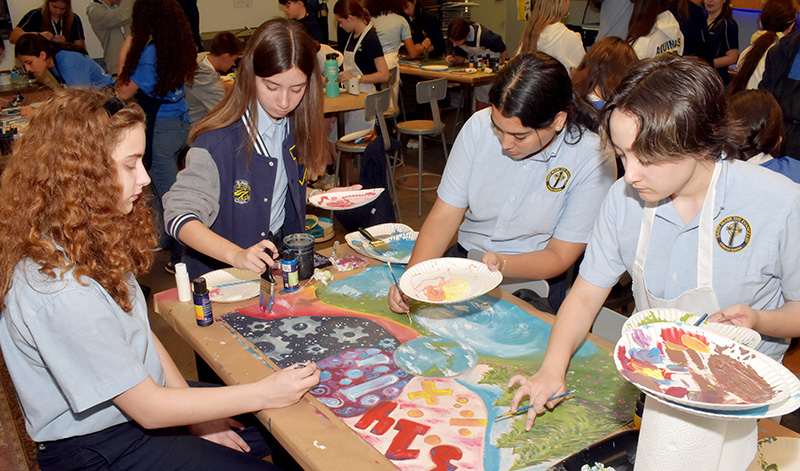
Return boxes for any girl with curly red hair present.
[0,88,319,470]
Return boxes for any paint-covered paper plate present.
[345,228,418,263]
[202,268,260,303]
[1,107,20,116]
[399,257,502,304]
[747,437,800,471]
[308,188,384,210]
[421,64,449,71]
[340,128,372,143]
[645,348,800,420]
[622,308,762,348]
[452,67,478,75]
[615,324,790,411]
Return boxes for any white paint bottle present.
[174,262,192,302]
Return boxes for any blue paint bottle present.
[192,277,213,326]
[282,252,299,292]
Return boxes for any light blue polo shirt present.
[255,103,288,233]
[580,159,800,358]
[372,13,412,55]
[129,44,188,119]
[0,260,165,442]
[438,107,617,254]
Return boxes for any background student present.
[10,0,86,49]
[85,0,133,75]
[515,0,585,72]
[701,0,739,85]
[445,18,508,109]
[626,0,684,59]
[509,56,800,429]
[14,32,113,89]
[186,32,242,126]
[280,0,324,43]
[403,0,446,58]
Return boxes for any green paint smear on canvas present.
[479,351,638,469]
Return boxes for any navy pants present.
[36,421,281,471]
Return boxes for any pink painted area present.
[233,287,419,343]
[154,288,179,303]
[342,376,486,471]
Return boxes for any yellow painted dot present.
[453,403,462,408]
[457,397,469,403]
[459,410,474,417]
[424,435,441,445]
[407,409,424,418]
[459,429,471,436]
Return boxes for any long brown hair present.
[626,0,672,44]
[730,0,796,95]
[189,18,326,178]
[41,0,75,41]
[117,0,197,98]
[333,0,371,22]
[0,89,155,313]
[728,89,784,159]
[571,36,639,102]
[516,0,570,54]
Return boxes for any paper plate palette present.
[308,188,384,210]
[615,324,790,411]
[421,64,449,71]
[345,223,417,263]
[452,68,478,75]
[622,308,762,348]
[202,268,260,303]
[399,257,502,304]
[747,437,800,471]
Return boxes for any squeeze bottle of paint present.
[324,53,339,98]
[282,252,300,292]
[192,277,214,326]
[174,262,191,302]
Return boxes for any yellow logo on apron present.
[233,179,251,205]
[715,215,751,252]
[545,167,571,192]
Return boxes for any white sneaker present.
[406,139,419,149]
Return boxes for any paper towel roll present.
[634,396,757,471]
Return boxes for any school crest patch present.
[715,215,751,252]
[233,179,251,205]
[545,167,571,192]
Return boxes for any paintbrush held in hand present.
[358,227,397,256]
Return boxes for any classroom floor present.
[139,103,800,469]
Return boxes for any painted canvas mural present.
[221,265,639,470]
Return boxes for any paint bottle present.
[174,262,191,302]
[192,277,214,326]
[282,252,300,292]
[632,392,645,429]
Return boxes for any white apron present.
[631,161,722,314]
[457,25,498,103]
[630,161,757,471]
[343,22,377,134]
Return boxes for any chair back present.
[385,67,400,119]
[416,78,447,136]
[364,88,393,152]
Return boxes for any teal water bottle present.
[324,53,339,98]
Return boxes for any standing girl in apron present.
[507,55,800,430]
[333,0,390,134]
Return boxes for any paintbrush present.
[387,262,412,323]
[212,279,259,289]
[494,390,577,421]
[359,227,397,256]
[694,313,709,326]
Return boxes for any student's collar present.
[255,103,287,142]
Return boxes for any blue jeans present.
[149,116,189,262]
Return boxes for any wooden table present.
[399,60,496,142]
[323,91,368,115]
[154,247,800,470]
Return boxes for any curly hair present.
[0,89,155,313]
[190,18,326,178]
[117,0,197,98]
